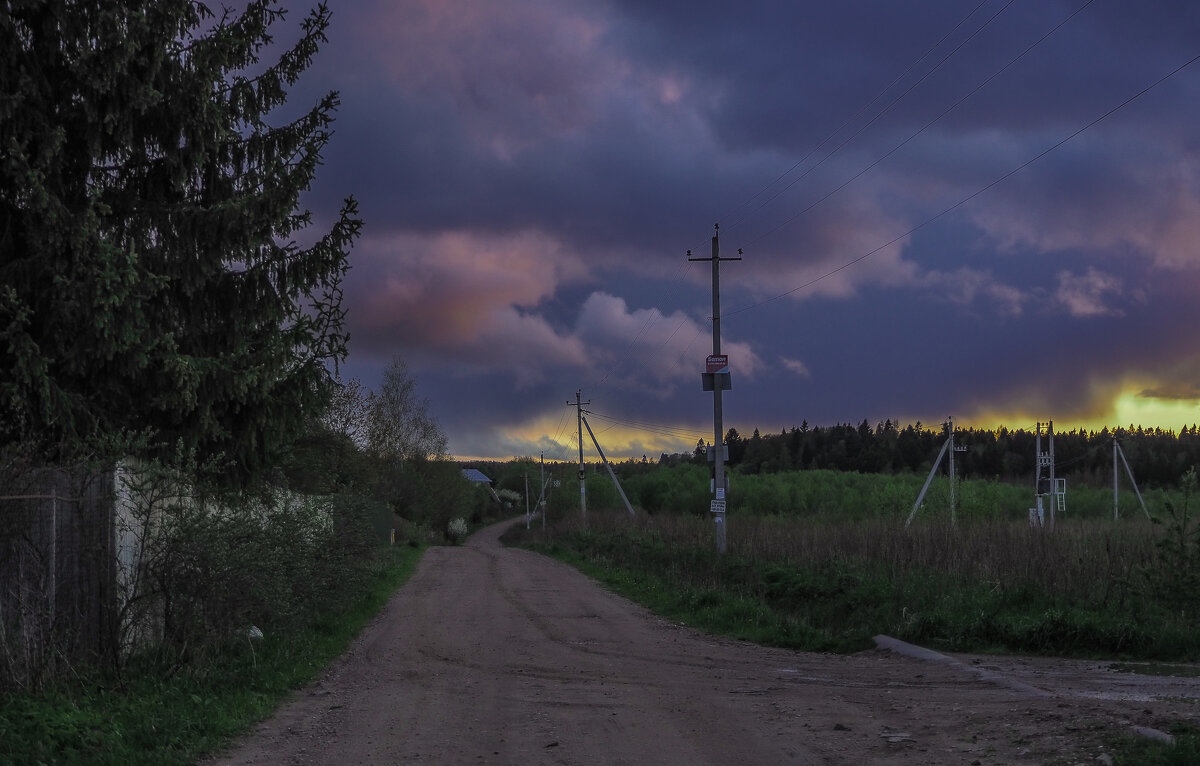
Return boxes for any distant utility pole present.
[532,450,554,529]
[581,413,636,516]
[906,417,964,526]
[1031,420,1065,527]
[949,417,968,522]
[1112,438,1150,520]
[569,390,590,518]
[690,223,741,554]
[1048,419,1056,528]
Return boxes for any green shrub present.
[1143,467,1200,614]
[446,517,469,545]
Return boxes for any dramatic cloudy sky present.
[282,0,1200,460]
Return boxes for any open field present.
[514,464,1200,664]
[559,464,1183,522]
[508,476,1200,763]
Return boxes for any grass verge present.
[504,519,1200,661]
[1111,726,1200,765]
[505,512,1200,763]
[0,544,423,766]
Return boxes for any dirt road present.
[215,519,1199,765]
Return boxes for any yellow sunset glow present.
[1076,391,1200,433]
[960,388,1200,436]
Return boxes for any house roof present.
[461,468,492,484]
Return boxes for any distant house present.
[461,468,492,485]
[461,468,499,501]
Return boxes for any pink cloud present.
[348,230,588,372]
[733,192,918,303]
[349,0,618,154]
[1055,267,1123,317]
[575,292,763,394]
[917,267,1026,316]
[966,133,1200,271]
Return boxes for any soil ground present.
[213,518,1200,765]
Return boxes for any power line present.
[584,409,710,443]
[535,7,1190,461]
[725,47,1200,316]
[584,3,1026,411]
[725,0,1008,239]
[583,2,1063,417]
[743,0,1096,250]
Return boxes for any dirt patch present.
[212,519,1199,765]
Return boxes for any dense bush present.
[116,463,388,672]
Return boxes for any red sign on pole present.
[705,354,729,373]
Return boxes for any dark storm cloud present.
[283,0,1200,457]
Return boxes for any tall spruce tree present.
[0,1,360,476]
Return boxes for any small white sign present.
[710,499,727,514]
[715,487,725,500]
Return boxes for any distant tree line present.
[654,420,1200,489]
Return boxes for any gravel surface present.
[213,518,1200,765]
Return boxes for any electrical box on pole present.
[689,224,740,554]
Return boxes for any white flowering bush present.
[446,517,469,545]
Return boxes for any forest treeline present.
[653,420,1200,489]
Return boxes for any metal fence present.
[0,466,116,688]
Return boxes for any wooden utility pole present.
[906,417,962,527]
[690,224,740,554]
[569,390,590,517]
[1113,438,1151,520]
[1048,419,1056,528]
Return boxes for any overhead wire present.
[724,0,1006,240]
[725,47,1200,317]
[584,409,711,443]
[541,3,1189,456]
[592,1,1011,401]
[742,0,1096,250]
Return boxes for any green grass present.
[520,516,1200,762]
[506,513,1200,662]
[1108,662,1200,678]
[576,464,1187,522]
[538,543,860,652]
[0,544,424,766]
[1110,726,1200,766]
